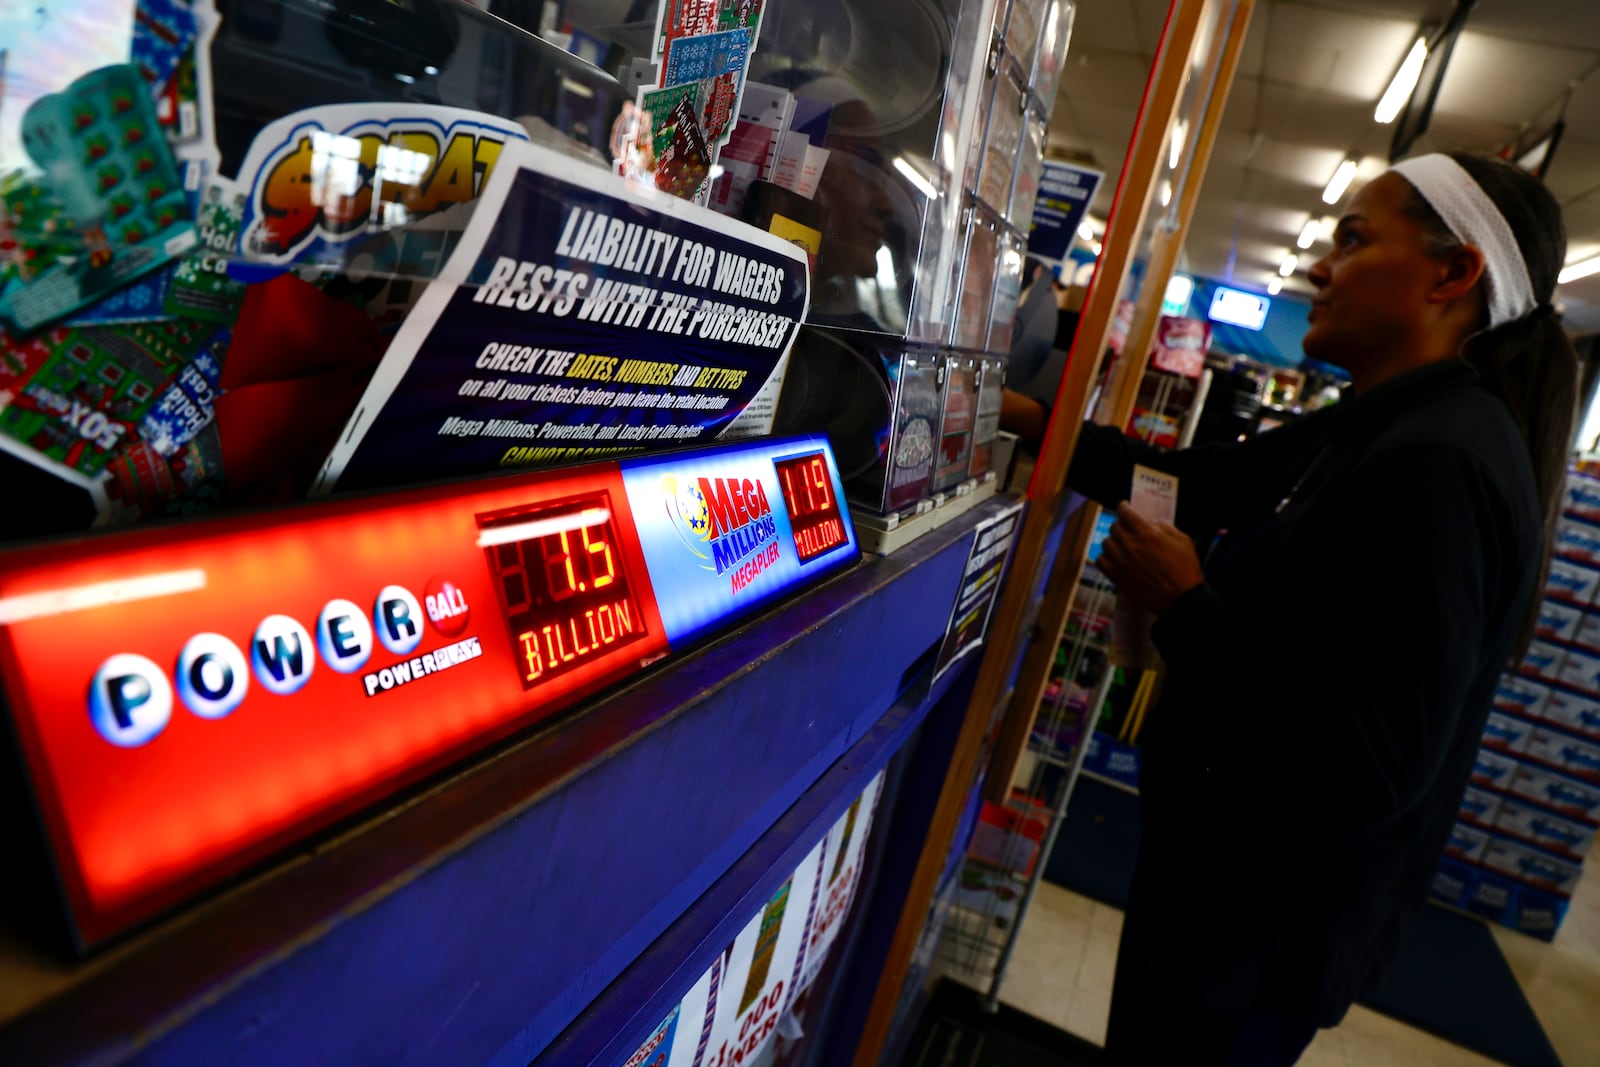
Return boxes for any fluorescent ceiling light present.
[1296,219,1320,250]
[1268,277,1284,296]
[892,156,939,199]
[1375,38,1429,125]
[1559,255,1600,286]
[1279,255,1298,277]
[1322,159,1358,205]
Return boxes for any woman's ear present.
[1429,244,1488,306]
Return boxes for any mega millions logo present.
[663,471,782,588]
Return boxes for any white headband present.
[1389,154,1537,328]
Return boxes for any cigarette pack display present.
[1493,800,1596,861]
[1539,687,1600,741]
[1545,559,1600,604]
[1537,600,1586,644]
[1526,726,1600,783]
[1482,836,1583,897]
[1468,867,1517,920]
[1521,640,1567,680]
[1483,711,1535,754]
[1577,611,1600,651]
[1558,647,1600,694]
[1431,857,1475,909]
[1555,518,1600,568]
[1509,763,1600,823]
[1446,822,1491,863]
[1458,786,1503,827]
[1565,473,1600,522]
[1472,748,1520,790]
[1494,675,1551,719]
[1509,883,1571,941]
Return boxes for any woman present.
[1067,153,1578,1065]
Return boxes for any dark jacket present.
[1068,357,1542,1025]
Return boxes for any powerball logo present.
[662,472,782,592]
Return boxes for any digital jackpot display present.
[478,493,651,690]
[774,452,850,563]
[0,437,856,948]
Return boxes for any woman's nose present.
[1306,254,1332,288]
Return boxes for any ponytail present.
[1464,308,1579,653]
[1402,152,1580,656]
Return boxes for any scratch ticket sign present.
[933,502,1024,684]
[613,772,884,1067]
[316,139,809,494]
[232,104,529,265]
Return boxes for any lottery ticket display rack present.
[0,433,1027,1065]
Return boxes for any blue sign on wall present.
[1028,162,1104,264]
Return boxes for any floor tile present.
[1491,856,1600,1067]
[993,882,1094,1033]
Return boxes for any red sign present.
[1149,315,1212,379]
[0,465,667,946]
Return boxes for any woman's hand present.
[1098,502,1207,616]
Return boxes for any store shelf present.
[0,496,1021,1067]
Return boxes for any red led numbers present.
[479,492,650,691]
[774,452,850,563]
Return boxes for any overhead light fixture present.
[1296,219,1320,249]
[1078,219,1097,241]
[1268,277,1284,296]
[1375,37,1429,125]
[1559,254,1600,286]
[1279,255,1298,277]
[1169,120,1188,170]
[1322,159,1358,205]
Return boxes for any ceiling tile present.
[1465,0,1600,52]
[1061,49,1155,108]
[1547,70,1600,144]
[1220,76,1262,130]
[1260,2,1421,101]
[1435,32,1596,127]
[1069,0,1143,54]
[1406,112,1519,155]
[1549,145,1600,206]
[1235,3,1268,79]
[1252,86,1388,156]
[1131,0,1174,56]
